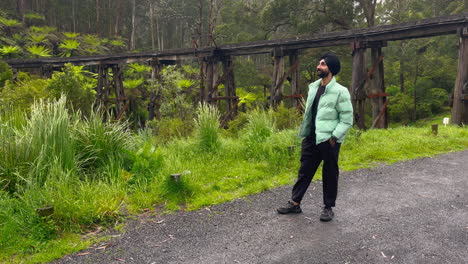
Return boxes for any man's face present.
[316,59,330,78]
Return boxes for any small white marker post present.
[443,117,449,127]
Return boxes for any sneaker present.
[319,207,334,221]
[277,201,302,214]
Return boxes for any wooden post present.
[289,50,300,108]
[351,41,367,129]
[96,64,110,109]
[270,48,285,107]
[111,64,126,115]
[41,65,53,78]
[199,59,207,103]
[148,59,161,121]
[222,56,237,120]
[369,45,388,128]
[205,56,219,104]
[451,27,468,125]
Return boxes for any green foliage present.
[388,92,414,123]
[0,45,22,58]
[128,63,151,74]
[271,102,302,130]
[29,26,57,34]
[58,39,80,57]
[178,79,195,88]
[74,109,130,177]
[194,103,221,152]
[126,140,164,185]
[28,33,47,44]
[25,13,45,21]
[0,17,22,27]
[242,108,275,159]
[123,78,144,89]
[63,32,80,39]
[26,45,52,57]
[0,61,13,88]
[0,76,49,112]
[47,63,96,115]
[147,117,193,143]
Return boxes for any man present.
[277,53,353,221]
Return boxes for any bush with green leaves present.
[0,74,49,114]
[147,117,193,143]
[272,102,302,130]
[0,60,13,88]
[47,63,96,116]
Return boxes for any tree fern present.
[59,39,80,57]
[0,45,22,58]
[27,45,52,58]
[63,32,80,39]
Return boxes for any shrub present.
[47,63,96,116]
[146,117,193,143]
[271,102,302,130]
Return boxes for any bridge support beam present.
[96,65,110,108]
[270,48,285,107]
[222,56,237,121]
[204,56,219,104]
[289,50,301,108]
[148,59,161,121]
[351,42,367,130]
[451,27,468,125]
[111,64,127,117]
[369,43,388,129]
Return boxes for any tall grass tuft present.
[11,96,78,190]
[194,103,221,152]
[75,107,131,180]
[243,108,276,159]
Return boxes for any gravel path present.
[55,150,468,264]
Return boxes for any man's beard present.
[317,69,329,78]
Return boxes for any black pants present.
[291,136,341,207]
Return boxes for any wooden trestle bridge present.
[4,13,468,127]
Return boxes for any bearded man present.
[277,53,353,221]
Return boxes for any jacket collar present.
[321,76,336,89]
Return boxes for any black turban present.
[320,53,341,76]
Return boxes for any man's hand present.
[329,137,337,147]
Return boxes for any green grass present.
[0,98,467,263]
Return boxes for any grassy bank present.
[1,99,467,263]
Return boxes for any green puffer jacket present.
[298,77,353,144]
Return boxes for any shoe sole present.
[277,209,302,214]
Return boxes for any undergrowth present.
[0,97,467,263]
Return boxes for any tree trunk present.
[95,0,100,35]
[198,0,204,47]
[16,0,26,23]
[451,27,468,125]
[114,0,123,37]
[399,41,405,92]
[72,0,76,32]
[413,59,419,121]
[149,1,155,49]
[130,0,136,50]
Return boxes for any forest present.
[0,0,467,263]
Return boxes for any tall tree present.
[130,0,136,50]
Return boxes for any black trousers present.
[291,136,341,207]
